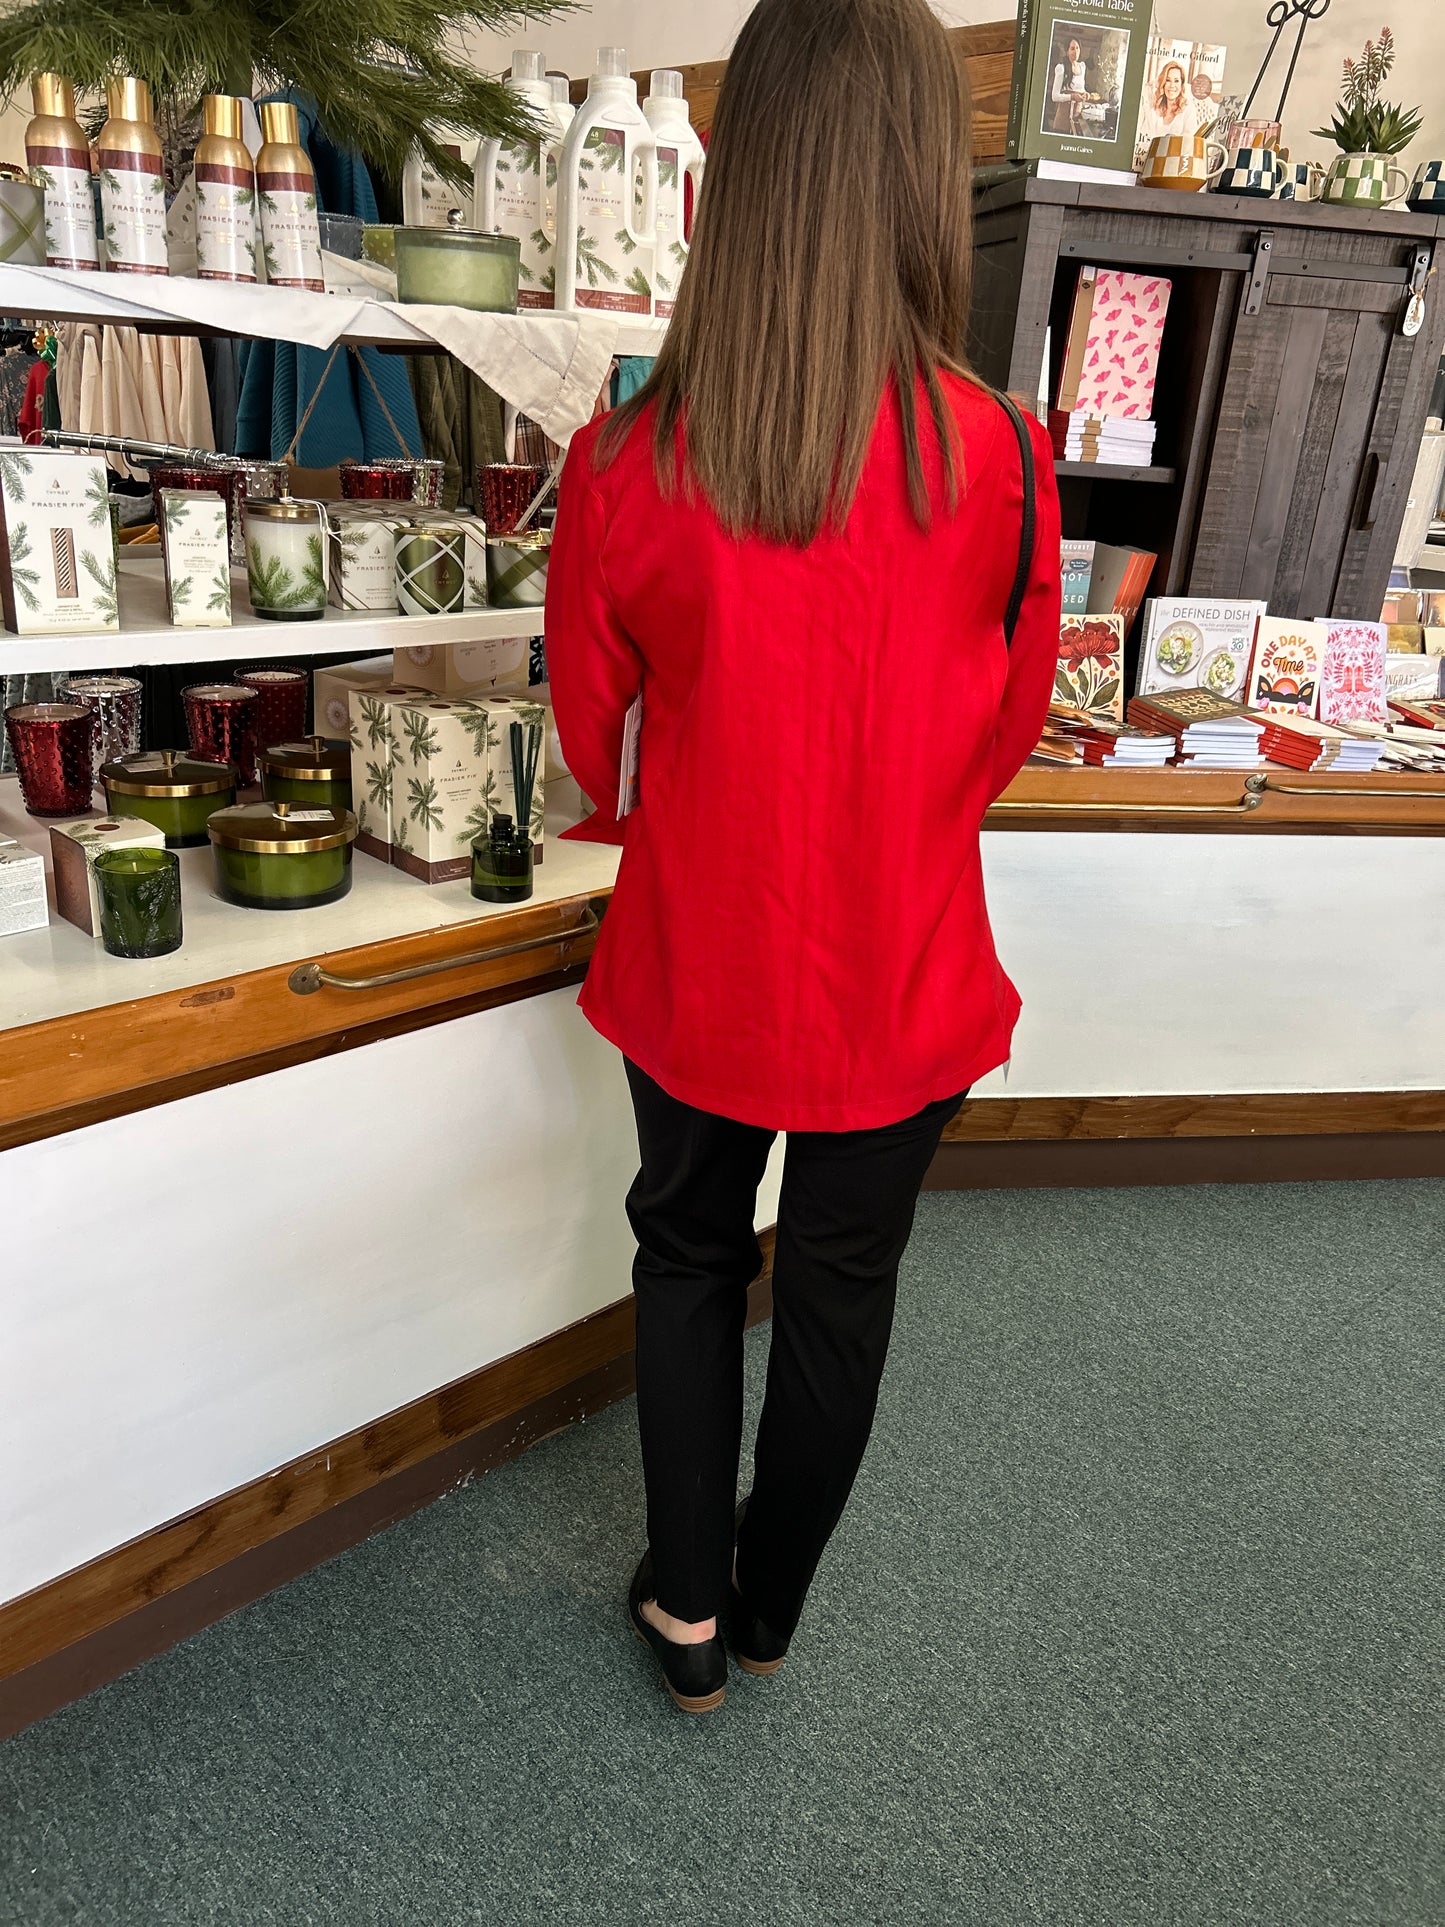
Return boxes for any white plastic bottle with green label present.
[474,51,567,310]
[642,71,704,319]
[555,47,658,315]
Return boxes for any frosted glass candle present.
[243,499,328,621]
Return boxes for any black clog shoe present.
[728,1499,791,1677]
[628,1553,727,1714]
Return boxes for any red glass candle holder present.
[236,666,308,752]
[476,463,550,535]
[340,461,415,502]
[150,463,242,553]
[4,701,97,816]
[373,457,445,505]
[182,682,259,785]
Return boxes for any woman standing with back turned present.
[547,0,1061,1713]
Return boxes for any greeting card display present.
[1247,618,1326,718]
[1055,614,1125,718]
[1319,621,1388,726]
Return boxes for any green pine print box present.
[0,449,118,634]
[348,683,430,863]
[159,489,232,627]
[390,694,546,885]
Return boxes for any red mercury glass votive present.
[340,461,415,502]
[374,457,445,505]
[476,463,551,535]
[236,666,309,752]
[3,702,97,816]
[182,682,260,786]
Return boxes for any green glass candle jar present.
[93,846,183,958]
[395,525,465,616]
[394,224,520,311]
[100,749,237,848]
[471,812,534,904]
[258,735,353,811]
[208,798,358,910]
[485,530,550,608]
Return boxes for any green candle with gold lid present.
[100,748,237,847]
[257,735,353,811]
[207,797,358,910]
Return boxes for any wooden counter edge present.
[0,888,610,1151]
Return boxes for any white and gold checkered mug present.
[1140,133,1228,192]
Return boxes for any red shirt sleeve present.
[546,436,644,841]
[987,412,1062,802]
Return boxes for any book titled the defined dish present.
[1137,598,1264,703]
[1007,0,1153,176]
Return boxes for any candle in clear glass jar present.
[243,497,328,621]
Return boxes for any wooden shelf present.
[989,764,1445,835]
[0,552,544,673]
[1054,461,1177,484]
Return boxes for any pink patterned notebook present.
[1319,621,1389,726]
[1057,268,1173,421]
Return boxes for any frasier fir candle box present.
[390,695,546,884]
[348,683,429,862]
[313,655,393,741]
[48,814,166,936]
[328,506,403,612]
[0,449,118,635]
[159,488,232,627]
[393,634,530,698]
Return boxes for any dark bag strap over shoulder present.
[996,389,1037,650]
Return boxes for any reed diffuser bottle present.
[25,73,99,269]
[471,717,541,902]
[194,94,257,282]
[98,77,168,274]
[256,100,323,290]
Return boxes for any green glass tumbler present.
[93,847,183,959]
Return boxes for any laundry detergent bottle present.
[556,47,658,314]
[642,70,705,319]
[474,50,567,309]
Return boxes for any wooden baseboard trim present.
[943,1090,1445,1142]
[0,1235,776,1741]
[925,1132,1445,1190]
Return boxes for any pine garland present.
[0,0,575,191]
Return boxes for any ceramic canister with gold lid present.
[258,736,353,811]
[98,77,168,274]
[195,93,257,282]
[207,798,358,910]
[101,748,237,847]
[26,73,99,268]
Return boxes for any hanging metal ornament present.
[1240,0,1333,128]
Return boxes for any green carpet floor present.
[2,1181,1442,1926]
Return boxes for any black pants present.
[624,1060,965,1639]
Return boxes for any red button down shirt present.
[546,374,1062,1130]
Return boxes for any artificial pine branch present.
[0,0,576,193]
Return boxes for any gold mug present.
[1141,131,1228,191]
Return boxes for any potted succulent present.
[1314,28,1421,208]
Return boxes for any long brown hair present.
[595,0,977,546]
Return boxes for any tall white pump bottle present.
[555,47,658,314]
[642,70,705,318]
[475,51,567,309]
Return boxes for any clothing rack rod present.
[39,428,220,468]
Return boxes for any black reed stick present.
[510,719,541,838]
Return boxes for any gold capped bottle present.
[26,73,99,269]
[257,101,323,291]
[98,77,168,274]
[194,94,257,282]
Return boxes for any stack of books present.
[1059,540,1158,630]
[1049,412,1158,468]
[1127,691,1266,767]
[1253,713,1384,773]
[1074,719,1175,768]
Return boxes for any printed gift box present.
[328,505,404,613]
[0,842,47,936]
[0,448,118,635]
[389,694,546,884]
[392,634,531,698]
[348,683,429,862]
[48,814,167,936]
[159,488,232,627]
[313,655,394,742]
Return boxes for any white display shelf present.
[0,552,544,673]
[0,773,618,1033]
[0,262,668,359]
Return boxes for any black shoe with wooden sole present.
[628,1553,727,1714]
[728,1497,791,1676]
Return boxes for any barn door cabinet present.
[970,173,1445,619]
